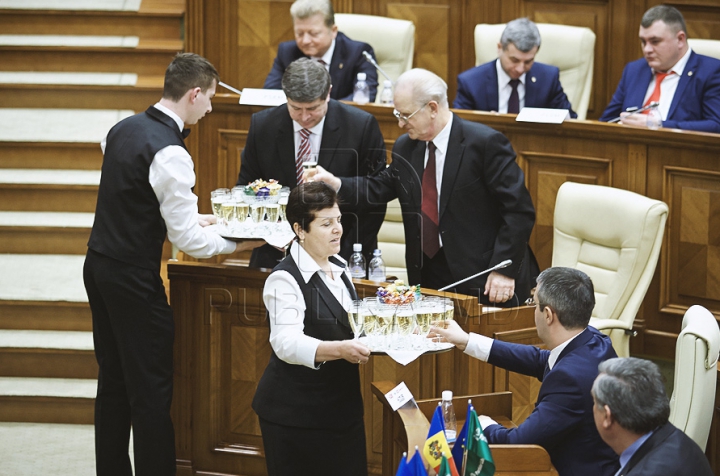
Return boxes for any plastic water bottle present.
[349,243,367,279]
[368,249,386,282]
[647,107,662,130]
[353,72,370,104]
[380,80,393,105]
[441,390,457,443]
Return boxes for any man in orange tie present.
[599,5,720,133]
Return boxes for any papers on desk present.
[239,88,287,106]
[516,107,570,124]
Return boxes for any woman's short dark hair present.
[286,182,339,234]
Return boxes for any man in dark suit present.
[263,0,378,102]
[239,57,386,269]
[453,18,577,118]
[599,5,720,133]
[84,53,262,476]
[433,267,620,476]
[592,357,713,475]
[314,68,538,305]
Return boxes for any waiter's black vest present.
[252,255,364,429]
[88,107,187,271]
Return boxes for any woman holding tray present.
[252,181,371,476]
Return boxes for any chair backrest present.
[688,38,720,60]
[552,182,668,357]
[669,305,720,450]
[376,198,408,282]
[334,13,415,101]
[473,23,596,119]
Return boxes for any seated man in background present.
[432,267,619,476]
[264,0,378,102]
[592,357,713,475]
[240,58,386,269]
[453,18,576,118]
[599,5,720,133]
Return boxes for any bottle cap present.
[373,248,382,256]
[383,80,393,87]
[353,243,362,252]
[357,72,367,80]
[442,390,453,401]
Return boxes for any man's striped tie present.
[296,128,311,185]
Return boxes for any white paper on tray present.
[207,222,295,249]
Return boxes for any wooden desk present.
[168,261,541,475]
[372,381,557,476]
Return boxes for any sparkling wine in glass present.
[250,203,266,223]
[265,203,279,223]
[348,300,366,340]
[394,305,415,349]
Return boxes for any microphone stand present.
[438,260,512,292]
[608,101,659,123]
[362,51,394,84]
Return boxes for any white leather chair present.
[552,182,668,357]
[334,13,415,101]
[376,198,408,283]
[669,305,720,450]
[688,38,720,60]
[473,23,596,119]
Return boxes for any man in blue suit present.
[433,267,619,476]
[453,18,576,118]
[592,357,713,476]
[599,5,720,133]
[263,0,378,102]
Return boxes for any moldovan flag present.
[452,403,495,476]
[422,405,459,476]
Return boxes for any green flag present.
[438,454,454,476]
[465,408,495,476]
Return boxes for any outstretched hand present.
[309,165,342,191]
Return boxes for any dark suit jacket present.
[263,32,378,102]
[621,423,713,476]
[339,114,539,302]
[599,51,720,133]
[237,99,387,268]
[484,327,619,476]
[453,60,577,118]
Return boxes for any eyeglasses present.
[393,102,428,124]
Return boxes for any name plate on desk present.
[516,107,570,124]
[385,381,415,411]
[239,88,287,106]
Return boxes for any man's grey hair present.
[593,357,670,434]
[641,5,687,36]
[535,267,595,330]
[500,18,542,52]
[290,0,334,28]
[281,58,332,102]
[395,68,448,109]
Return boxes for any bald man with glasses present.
[314,68,538,305]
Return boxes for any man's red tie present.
[643,71,673,112]
[296,128,311,185]
[421,141,440,258]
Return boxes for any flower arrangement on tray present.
[376,280,421,304]
[245,179,282,198]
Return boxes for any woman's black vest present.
[252,255,364,429]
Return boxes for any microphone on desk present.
[362,51,394,84]
[608,101,659,123]
[218,81,243,96]
[438,260,513,292]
